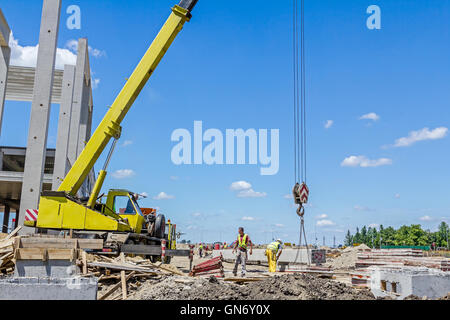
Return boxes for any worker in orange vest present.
[232,227,253,277]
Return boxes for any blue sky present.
[0,0,449,245]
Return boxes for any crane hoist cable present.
[292,0,310,264]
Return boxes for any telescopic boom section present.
[57,1,197,196]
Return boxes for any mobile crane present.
[24,0,199,261]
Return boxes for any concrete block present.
[14,260,80,278]
[0,277,98,300]
[369,266,450,300]
[213,248,311,264]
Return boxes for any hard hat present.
[276,239,283,244]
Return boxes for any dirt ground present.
[128,273,375,300]
[119,254,375,300]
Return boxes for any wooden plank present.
[4,226,22,240]
[82,250,88,275]
[120,253,127,300]
[19,238,103,250]
[14,248,78,261]
[98,271,136,300]
[224,277,265,283]
[87,261,161,274]
[0,239,14,250]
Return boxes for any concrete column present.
[18,0,61,232]
[2,205,10,233]
[67,38,89,166]
[52,65,76,189]
[0,9,11,136]
[0,45,10,136]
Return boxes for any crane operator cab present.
[105,190,145,233]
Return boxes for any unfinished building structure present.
[0,0,95,234]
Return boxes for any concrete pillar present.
[67,38,92,197]
[52,65,76,189]
[2,205,10,233]
[18,0,61,233]
[0,9,11,136]
[0,45,10,136]
[67,38,89,166]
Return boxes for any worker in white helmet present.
[265,239,283,272]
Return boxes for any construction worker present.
[266,239,283,272]
[198,243,203,258]
[232,227,253,277]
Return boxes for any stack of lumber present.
[0,227,21,274]
[86,254,186,300]
[356,249,448,270]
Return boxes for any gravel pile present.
[129,274,376,300]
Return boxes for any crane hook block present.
[293,182,309,205]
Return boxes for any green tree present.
[381,226,396,246]
[437,221,449,248]
[344,230,353,246]
[361,226,368,244]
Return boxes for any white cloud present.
[316,214,328,219]
[354,205,372,212]
[9,33,77,69]
[359,112,380,121]
[192,212,202,217]
[122,140,133,147]
[111,169,135,179]
[393,127,448,147]
[316,219,335,227]
[341,155,392,168]
[419,215,433,222]
[230,181,252,191]
[242,216,255,221]
[92,78,100,89]
[170,176,179,181]
[275,224,285,228]
[65,39,106,58]
[237,189,267,198]
[395,193,401,199]
[231,181,266,198]
[369,223,379,228]
[324,120,334,129]
[153,192,175,200]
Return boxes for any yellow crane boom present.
[59,0,197,196]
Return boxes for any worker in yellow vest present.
[232,227,253,277]
[266,239,283,272]
[198,243,203,258]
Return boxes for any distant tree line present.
[344,222,449,248]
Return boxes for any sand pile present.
[327,244,371,269]
[129,274,375,300]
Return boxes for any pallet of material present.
[0,227,22,274]
[358,249,423,258]
[190,255,224,277]
[356,250,448,270]
[351,272,371,288]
